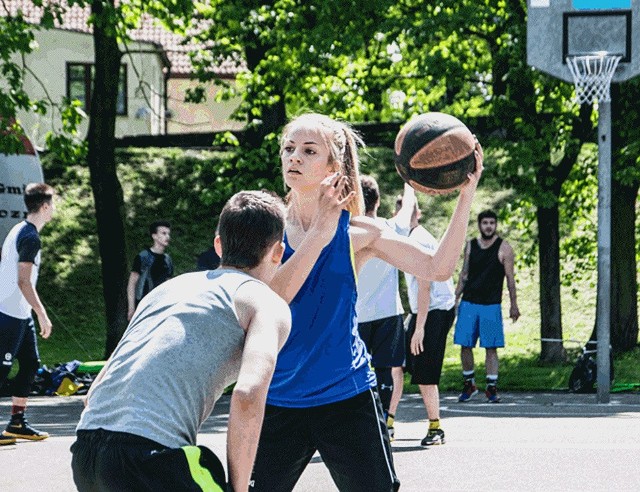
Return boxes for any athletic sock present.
[11,405,26,417]
[486,375,498,387]
[387,413,395,428]
[428,419,440,430]
[463,370,475,384]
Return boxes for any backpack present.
[30,360,94,396]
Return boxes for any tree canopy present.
[1,0,637,354]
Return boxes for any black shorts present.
[250,389,399,492]
[358,315,405,367]
[405,308,455,385]
[71,429,227,492]
[0,311,39,397]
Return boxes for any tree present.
[368,0,596,362]
[82,0,196,356]
[188,1,400,134]
[85,0,128,356]
[593,81,640,352]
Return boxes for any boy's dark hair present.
[477,210,498,223]
[219,191,286,269]
[24,183,55,213]
[149,220,171,236]
[360,175,380,214]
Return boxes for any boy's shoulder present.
[234,277,288,314]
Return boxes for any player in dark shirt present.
[126,221,173,321]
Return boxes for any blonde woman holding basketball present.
[250,113,483,492]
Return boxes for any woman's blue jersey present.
[267,210,376,407]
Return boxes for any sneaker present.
[386,416,395,442]
[3,416,49,441]
[0,434,16,446]
[421,428,445,446]
[485,385,501,403]
[458,381,478,402]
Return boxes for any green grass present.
[34,146,640,392]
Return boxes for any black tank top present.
[462,237,505,305]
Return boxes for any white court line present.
[440,405,640,417]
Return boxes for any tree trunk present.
[537,204,567,363]
[608,180,639,351]
[87,0,129,357]
[243,44,287,148]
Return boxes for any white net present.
[566,53,621,105]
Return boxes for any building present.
[0,1,244,148]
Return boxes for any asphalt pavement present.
[2,391,639,491]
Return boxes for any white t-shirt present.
[356,216,410,323]
[404,225,455,313]
[0,221,41,319]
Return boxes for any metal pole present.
[596,100,611,404]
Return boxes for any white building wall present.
[167,78,244,134]
[14,29,166,148]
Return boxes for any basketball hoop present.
[566,53,622,105]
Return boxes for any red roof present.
[0,1,242,76]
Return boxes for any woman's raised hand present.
[310,172,355,246]
[460,140,484,196]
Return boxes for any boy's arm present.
[410,278,431,356]
[17,262,51,338]
[227,286,291,492]
[126,272,139,321]
[501,241,520,321]
[393,183,416,232]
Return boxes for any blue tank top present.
[267,210,376,407]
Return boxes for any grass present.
[32,146,640,393]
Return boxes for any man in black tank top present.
[453,210,520,403]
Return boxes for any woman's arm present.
[352,145,482,281]
[270,173,355,303]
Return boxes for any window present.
[66,63,128,116]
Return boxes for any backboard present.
[527,0,640,82]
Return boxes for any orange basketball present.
[394,113,476,194]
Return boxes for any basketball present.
[394,112,476,194]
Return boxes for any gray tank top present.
[77,269,257,448]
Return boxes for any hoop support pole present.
[596,100,612,404]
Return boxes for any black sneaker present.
[485,385,501,403]
[3,416,49,441]
[421,428,445,446]
[0,434,16,445]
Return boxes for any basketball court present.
[2,2,640,491]
[2,392,639,491]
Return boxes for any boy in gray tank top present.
[71,191,291,492]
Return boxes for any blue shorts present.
[454,301,504,348]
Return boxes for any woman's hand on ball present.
[460,141,484,193]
